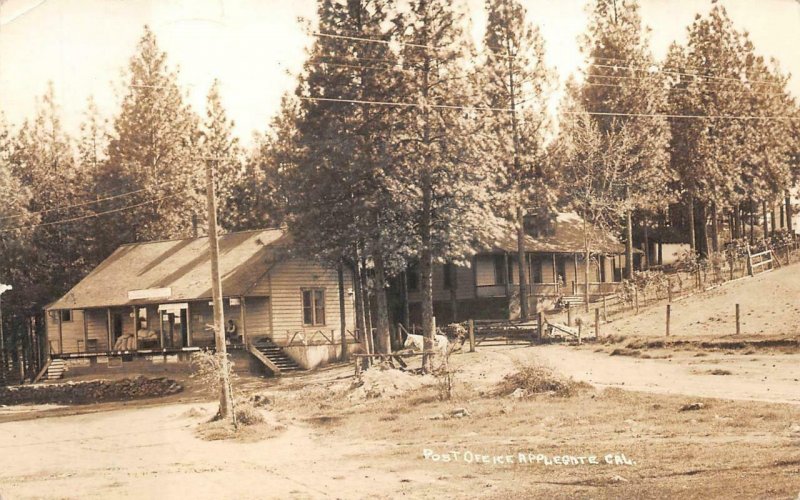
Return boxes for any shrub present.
[497,363,590,398]
[235,402,266,426]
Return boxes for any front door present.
[113,313,124,344]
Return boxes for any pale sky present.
[1,0,799,146]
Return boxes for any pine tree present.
[667,4,794,250]
[76,97,111,265]
[281,0,412,355]
[580,0,671,274]
[99,26,201,251]
[201,79,244,234]
[8,85,93,324]
[396,0,508,370]
[555,88,630,309]
[482,0,555,320]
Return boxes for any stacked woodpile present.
[0,376,182,405]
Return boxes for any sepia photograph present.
[0,0,799,498]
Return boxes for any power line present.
[298,94,800,121]
[0,181,180,221]
[0,191,187,233]
[297,95,515,112]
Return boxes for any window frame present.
[301,288,326,326]
[60,310,72,323]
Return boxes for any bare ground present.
[603,260,800,338]
[1,342,799,499]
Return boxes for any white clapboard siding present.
[268,259,355,345]
[85,309,110,351]
[244,297,270,340]
[59,310,85,354]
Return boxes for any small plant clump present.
[497,363,591,398]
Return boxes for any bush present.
[235,402,266,426]
[497,363,590,398]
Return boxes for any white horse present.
[403,332,449,356]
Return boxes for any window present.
[60,310,72,322]
[492,255,516,285]
[302,289,326,326]
[493,255,506,285]
[443,263,455,290]
[530,257,543,284]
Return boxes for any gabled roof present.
[492,212,625,255]
[48,229,289,310]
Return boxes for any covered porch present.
[46,296,266,357]
[473,251,623,300]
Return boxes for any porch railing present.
[571,281,622,296]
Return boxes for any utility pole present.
[205,159,233,421]
[0,284,11,385]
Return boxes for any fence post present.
[666,304,671,337]
[634,288,639,314]
[735,304,740,335]
[468,319,475,353]
[602,295,607,321]
[537,312,544,342]
[567,303,572,327]
[667,277,673,303]
[594,308,600,338]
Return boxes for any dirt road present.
[0,402,415,500]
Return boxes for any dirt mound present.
[349,367,436,400]
[0,376,182,405]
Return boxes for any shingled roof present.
[48,229,289,310]
[492,212,625,254]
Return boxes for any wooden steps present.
[47,358,66,380]
[248,338,303,376]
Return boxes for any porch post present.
[106,308,112,352]
[132,306,138,351]
[186,302,192,347]
[503,252,510,297]
[83,310,89,353]
[239,296,247,345]
[472,256,478,299]
[58,311,63,355]
[159,309,164,349]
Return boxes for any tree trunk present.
[762,200,768,240]
[420,196,434,372]
[352,248,371,356]
[780,202,786,230]
[688,194,696,252]
[583,216,590,312]
[337,262,348,361]
[360,257,374,353]
[372,250,391,354]
[749,199,755,244]
[643,221,650,270]
[401,270,410,329]
[449,265,458,324]
[699,202,709,258]
[516,205,529,320]
[625,209,634,279]
[786,192,793,234]
[711,202,719,252]
[770,202,777,236]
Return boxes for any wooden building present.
[406,212,628,322]
[44,229,358,373]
